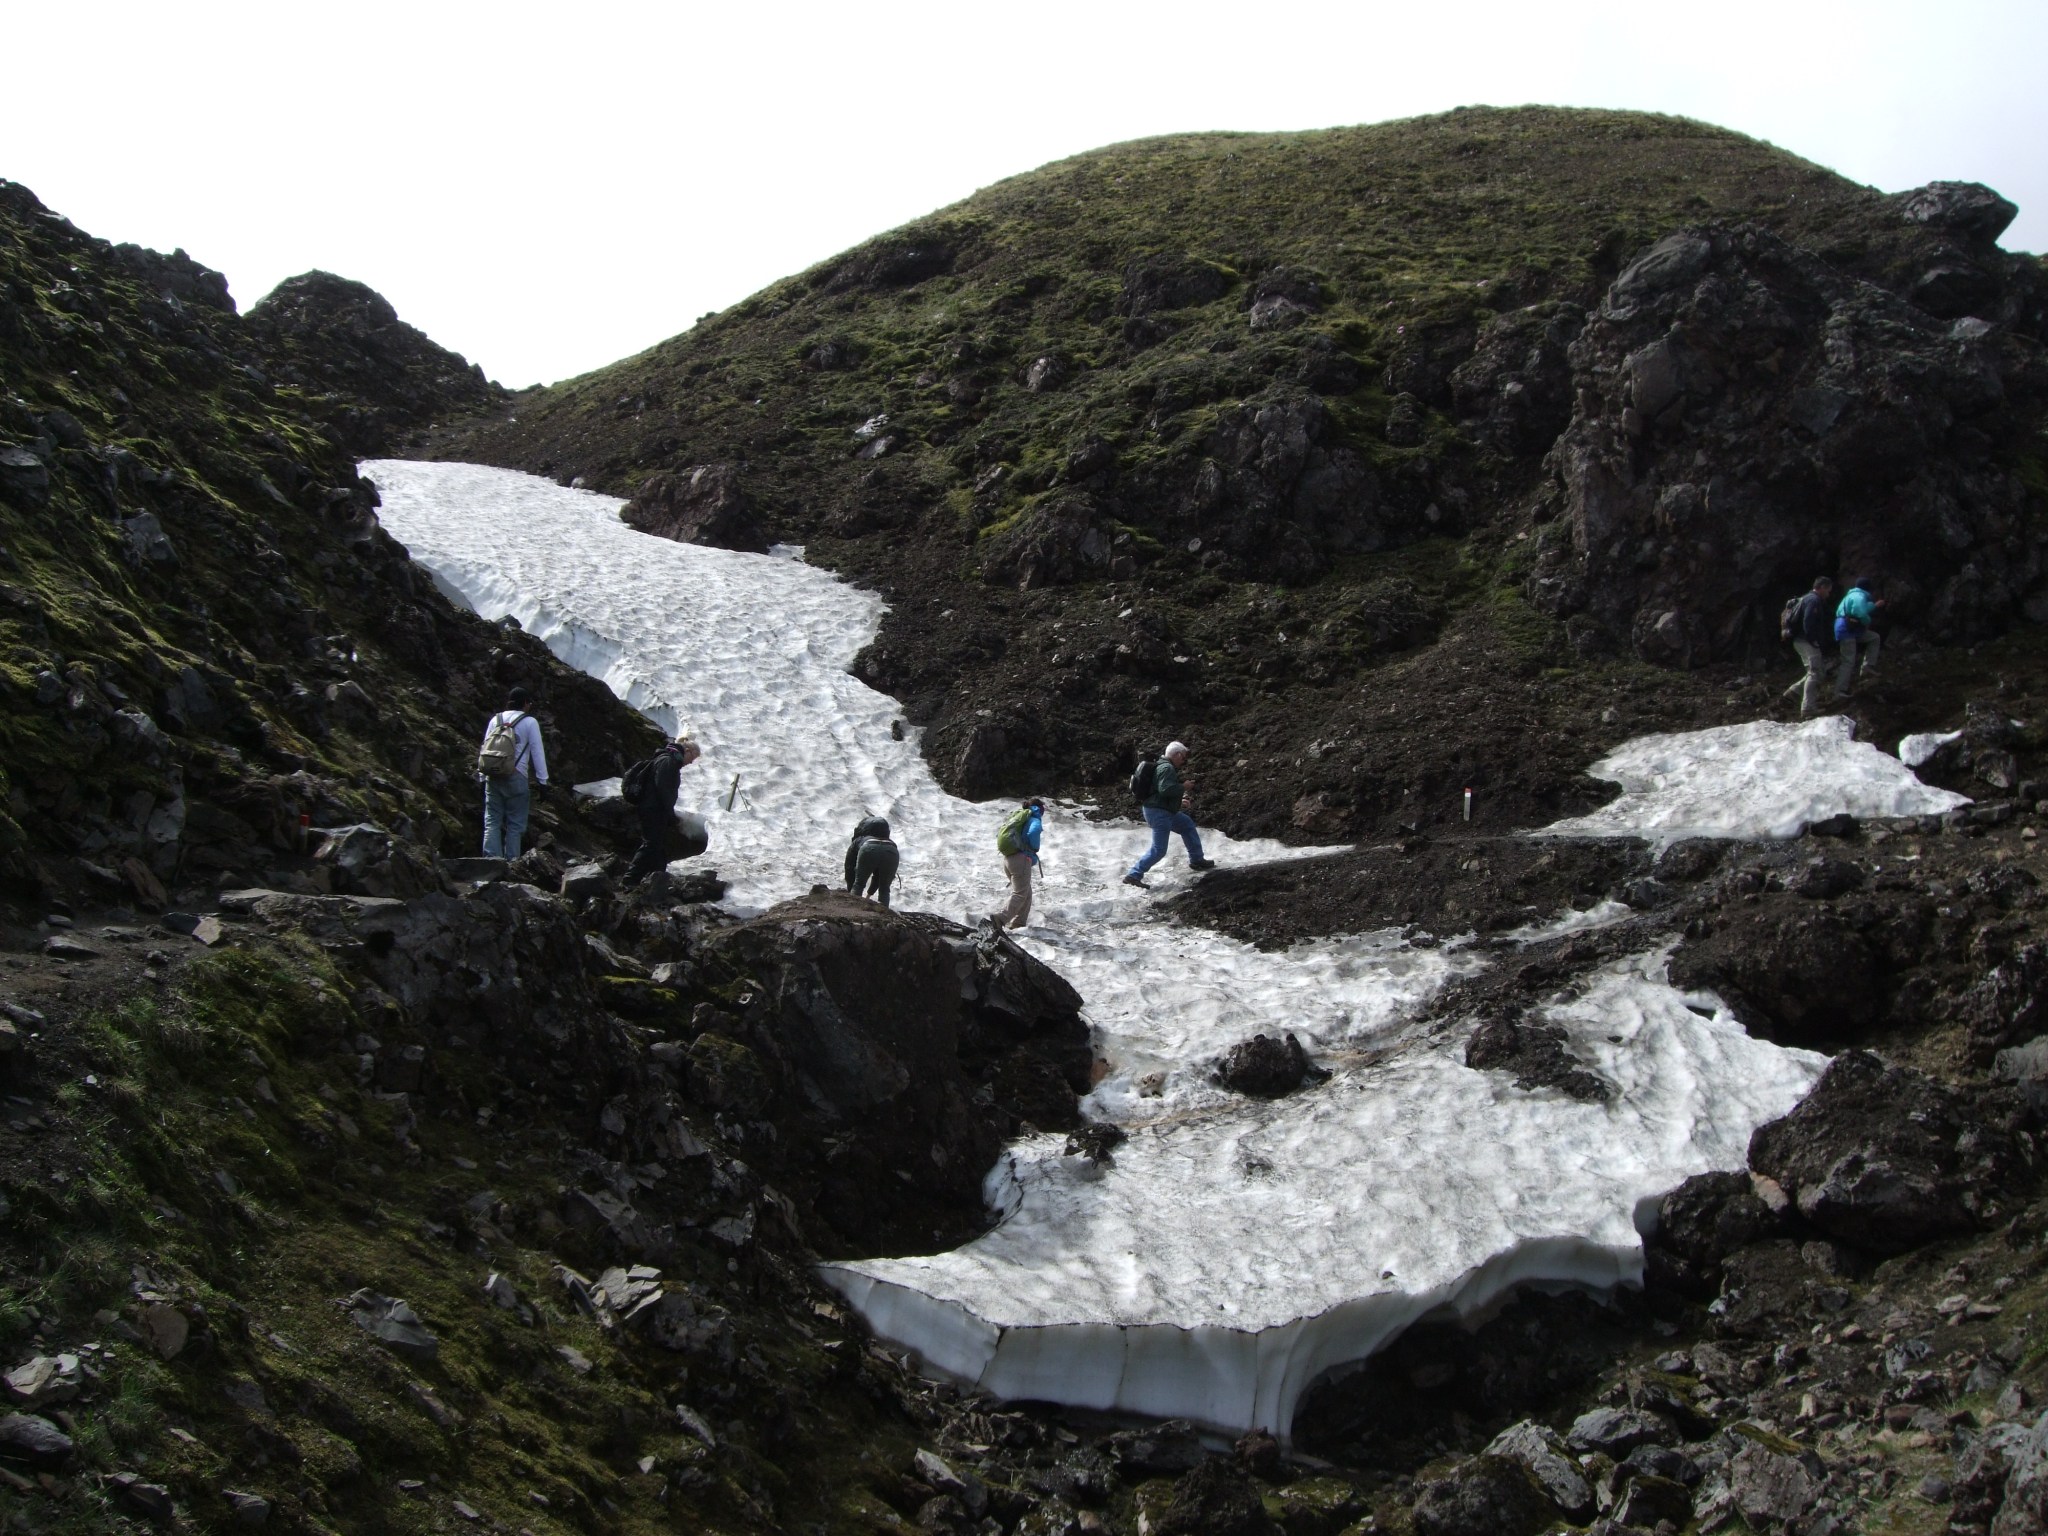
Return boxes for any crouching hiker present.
[989,798,1045,930]
[622,736,701,888]
[845,816,899,907]
[1783,575,1836,718]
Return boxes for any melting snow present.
[1900,730,1963,769]
[367,461,1825,1433]
[1539,716,1969,846]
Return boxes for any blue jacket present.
[1835,587,1877,642]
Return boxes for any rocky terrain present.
[4,101,2048,1536]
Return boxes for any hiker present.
[478,686,548,860]
[989,798,1045,930]
[623,736,702,887]
[1787,575,1836,717]
[1124,740,1215,888]
[1834,576,1885,698]
[845,815,899,908]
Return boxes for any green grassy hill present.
[436,107,2046,835]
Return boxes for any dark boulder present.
[621,463,767,553]
[1963,941,2048,1062]
[1667,902,1880,1048]
[1213,1031,1328,1098]
[1410,1455,1555,1536]
[1646,1169,1784,1295]
[1144,1459,1277,1536]
[1894,181,2019,246]
[700,892,1092,1252]
[1121,255,1231,318]
[1464,1010,1610,1102]
[1747,1050,2036,1254]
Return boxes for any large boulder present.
[1667,902,1882,1048]
[1747,1051,2036,1253]
[1410,1455,1555,1536]
[699,891,1092,1253]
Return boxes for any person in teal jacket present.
[1833,577,1885,699]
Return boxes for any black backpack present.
[620,755,659,806]
[1130,756,1158,805]
[1778,593,1804,643]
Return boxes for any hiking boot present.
[1188,858,1217,872]
[1121,873,1148,888]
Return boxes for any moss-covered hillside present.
[0,179,656,904]
[436,107,2047,836]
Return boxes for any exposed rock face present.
[1666,899,1884,1048]
[1643,1169,1783,1296]
[619,463,766,552]
[1463,1009,1610,1101]
[244,271,503,456]
[1529,222,2047,663]
[1747,1050,2036,1253]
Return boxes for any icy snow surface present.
[1539,716,1969,846]
[368,461,1825,1433]
[1900,730,1964,769]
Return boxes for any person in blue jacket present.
[989,798,1045,930]
[1834,577,1885,699]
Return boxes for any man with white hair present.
[1123,740,1216,887]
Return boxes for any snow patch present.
[1538,716,1969,846]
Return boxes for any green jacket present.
[1147,758,1186,813]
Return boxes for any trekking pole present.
[725,774,741,812]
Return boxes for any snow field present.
[367,461,1824,1434]
[1539,715,1969,845]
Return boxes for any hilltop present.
[433,106,2048,844]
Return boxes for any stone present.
[141,1302,189,1359]
[1995,1410,2048,1535]
[1465,1010,1611,1102]
[1484,1419,1593,1519]
[225,1490,272,1527]
[1104,1419,1205,1478]
[3,1353,80,1407]
[914,1449,988,1517]
[1143,1459,1277,1536]
[1566,1405,1671,1457]
[1213,1031,1329,1097]
[556,1344,593,1375]
[1411,1454,1554,1536]
[0,445,51,508]
[1612,1471,1692,1529]
[1748,1050,2034,1252]
[0,1411,74,1467]
[1727,1435,1819,1526]
[43,934,99,959]
[109,1472,175,1522]
[346,1290,439,1361]
[1896,181,2020,244]
[121,513,178,567]
[560,862,609,900]
[1791,857,1864,900]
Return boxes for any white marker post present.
[1463,787,1473,822]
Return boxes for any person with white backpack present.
[477,686,549,859]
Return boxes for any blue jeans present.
[482,773,531,859]
[1130,805,1204,877]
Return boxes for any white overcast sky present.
[6,1,2043,388]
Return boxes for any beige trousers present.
[993,851,1034,928]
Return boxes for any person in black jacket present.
[844,815,899,907]
[1789,576,1836,718]
[625,737,701,886]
